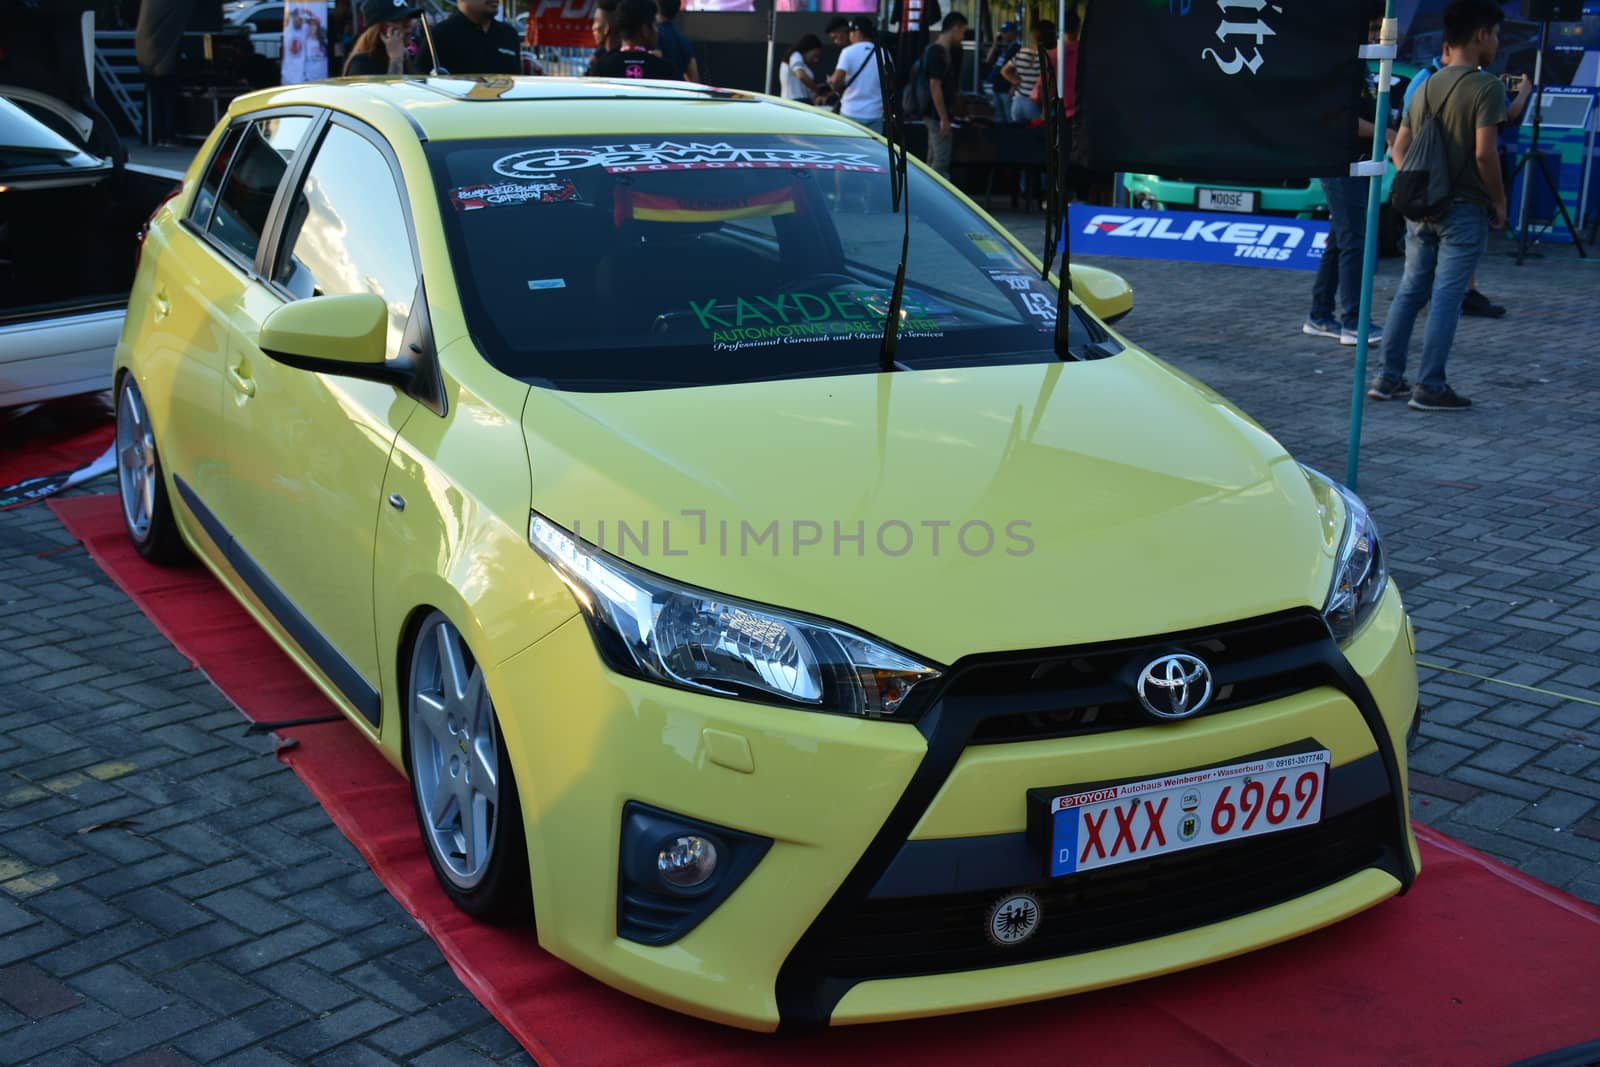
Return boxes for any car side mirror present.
[1070,265,1133,325]
[259,293,398,380]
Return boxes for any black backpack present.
[901,43,941,118]
[1390,70,1473,222]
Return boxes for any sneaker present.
[1340,323,1384,346]
[1302,316,1340,339]
[1408,384,1472,411]
[1366,377,1412,401]
[1461,289,1506,318]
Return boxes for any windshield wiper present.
[1038,57,1075,361]
[874,43,912,373]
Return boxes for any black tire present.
[403,611,532,925]
[115,374,188,565]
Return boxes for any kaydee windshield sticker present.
[614,186,798,225]
[491,142,886,178]
[679,288,947,351]
[450,179,580,211]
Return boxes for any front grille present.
[959,610,1334,744]
[818,798,1394,982]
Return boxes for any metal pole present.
[1056,0,1064,97]
[765,0,777,96]
[1344,5,1396,492]
[1578,63,1599,240]
[1514,22,1547,264]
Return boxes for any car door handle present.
[153,289,170,321]
[227,364,256,397]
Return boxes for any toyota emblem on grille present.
[1135,653,1214,721]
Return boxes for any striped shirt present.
[1011,46,1041,96]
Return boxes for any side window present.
[247,6,283,32]
[189,124,245,229]
[273,123,418,359]
[207,115,312,266]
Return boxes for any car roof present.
[223,76,875,143]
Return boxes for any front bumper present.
[492,583,1419,1031]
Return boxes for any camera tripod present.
[1508,19,1588,264]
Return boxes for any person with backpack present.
[1368,0,1508,412]
[1399,48,1530,318]
[917,12,968,178]
[826,15,883,133]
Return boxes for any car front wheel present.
[404,611,531,924]
[115,374,187,564]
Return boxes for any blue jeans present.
[1379,201,1488,392]
[1309,177,1368,329]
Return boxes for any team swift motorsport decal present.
[450,180,580,211]
[492,142,886,178]
[1067,204,1329,272]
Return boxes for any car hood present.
[521,351,1341,664]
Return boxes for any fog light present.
[658,835,719,889]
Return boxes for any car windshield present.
[427,134,1098,391]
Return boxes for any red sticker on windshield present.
[451,180,581,212]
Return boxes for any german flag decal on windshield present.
[613,186,798,225]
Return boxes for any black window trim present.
[184,122,243,234]
[257,108,446,417]
[180,106,325,281]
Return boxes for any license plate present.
[1198,187,1258,213]
[1046,749,1330,877]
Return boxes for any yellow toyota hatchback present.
[113,76,1420,1032]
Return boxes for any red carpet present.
[0,394,114,496]
[49,490,1600,1067]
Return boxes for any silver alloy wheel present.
[116,380,156,543]
[409,617,501,889]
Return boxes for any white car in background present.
[0,87,183,409]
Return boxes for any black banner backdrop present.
[1078,0,1370,182]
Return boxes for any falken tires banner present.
[1078,0,1370,182]
[1068,205,1330,271]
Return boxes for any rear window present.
[427,135,1097,391]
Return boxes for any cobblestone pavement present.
[2,205,1596,1065]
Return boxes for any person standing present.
[1001,21,1048,124]
[343,0,422,75]
[429,0,521,75]
[1401,47,1532,318]
[781,34,826,103]
[589,0,676,79]
[135,0,194,146]
[827,15,883,134]
[654,0,699,82]
[982,20,1019,122]
[922,12,967,180]
[1302,19,1396,346]
[1368,0,1508,412]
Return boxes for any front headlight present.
[528,513,941,718]
[1302,466,1388,643]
